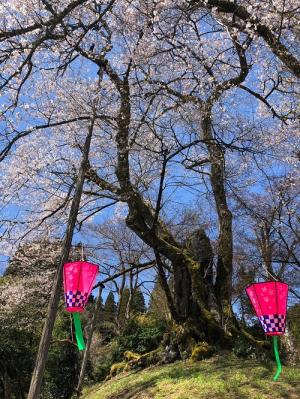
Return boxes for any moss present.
[140,348,162,366]
[231,326,269,350]
[126,348,162,371]
[191,342,215,362]
[171,321,199,359]
[108,361,126,378]
[124,351,141,361]
[0,276,12,286]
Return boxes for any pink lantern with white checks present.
[246,281,288,336]
[63,261,98,313]
[63,261,98,350]
[246,281,289,381]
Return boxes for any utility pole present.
[76,284,105,398]
[27,119,95,398]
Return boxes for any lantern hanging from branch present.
[63,261,98,350]
[246,281,288,381]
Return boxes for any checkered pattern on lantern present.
[65,291,88,309]
[259,314,286,334]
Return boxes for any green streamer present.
[273,336,282,381]
[72,312,86,351]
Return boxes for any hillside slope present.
[82,356,300,399]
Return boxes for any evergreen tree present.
[103,291,117,323]
[131,288,146,314]
[118,287,146,327]
[118,288,130,326]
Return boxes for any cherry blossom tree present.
[0,1,299,395]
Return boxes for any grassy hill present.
[82,355,300,399]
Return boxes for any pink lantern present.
[246,281,288,381]
[246,281,288,336]
[63,261,99,350]
[63,261,98,312]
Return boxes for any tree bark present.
[186,228,214,310]
[155,251,181,322]
[76,284,104,398]
[126,209,230,346]
[256,221,274,276]
[27,119,95,399]
[201,104,233,328]
[86,62,231,348]
[115,263,126,331]
[3,366,10,399]
[282,326,299,365]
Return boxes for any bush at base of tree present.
[88,313,167,383]
[111,314,167,362]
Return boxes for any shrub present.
[112,314,167,361]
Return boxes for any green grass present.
[81,355,300,399]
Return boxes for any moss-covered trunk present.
[201,104,233,329]
[86,69,232,353]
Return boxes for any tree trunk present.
[282,326,299,365]
[173,259,193,320]
[155,251,181,323]
[125,270,135,320]
[115,262,126,332]
[3,366,10,399]
[76,284,104,398]
[87,72,232,350]
[201,104,233,329]
[27,120,95,399]
[186,228,214,310]
[256,221,274,276]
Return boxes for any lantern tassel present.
[72,312,86,351]
[273,336,282,381]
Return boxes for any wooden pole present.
[27,120,94,399]
[76,284,104,398]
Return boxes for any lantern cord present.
[72,312,86,351]
[81,243,84,261]
[273,336,282,381]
